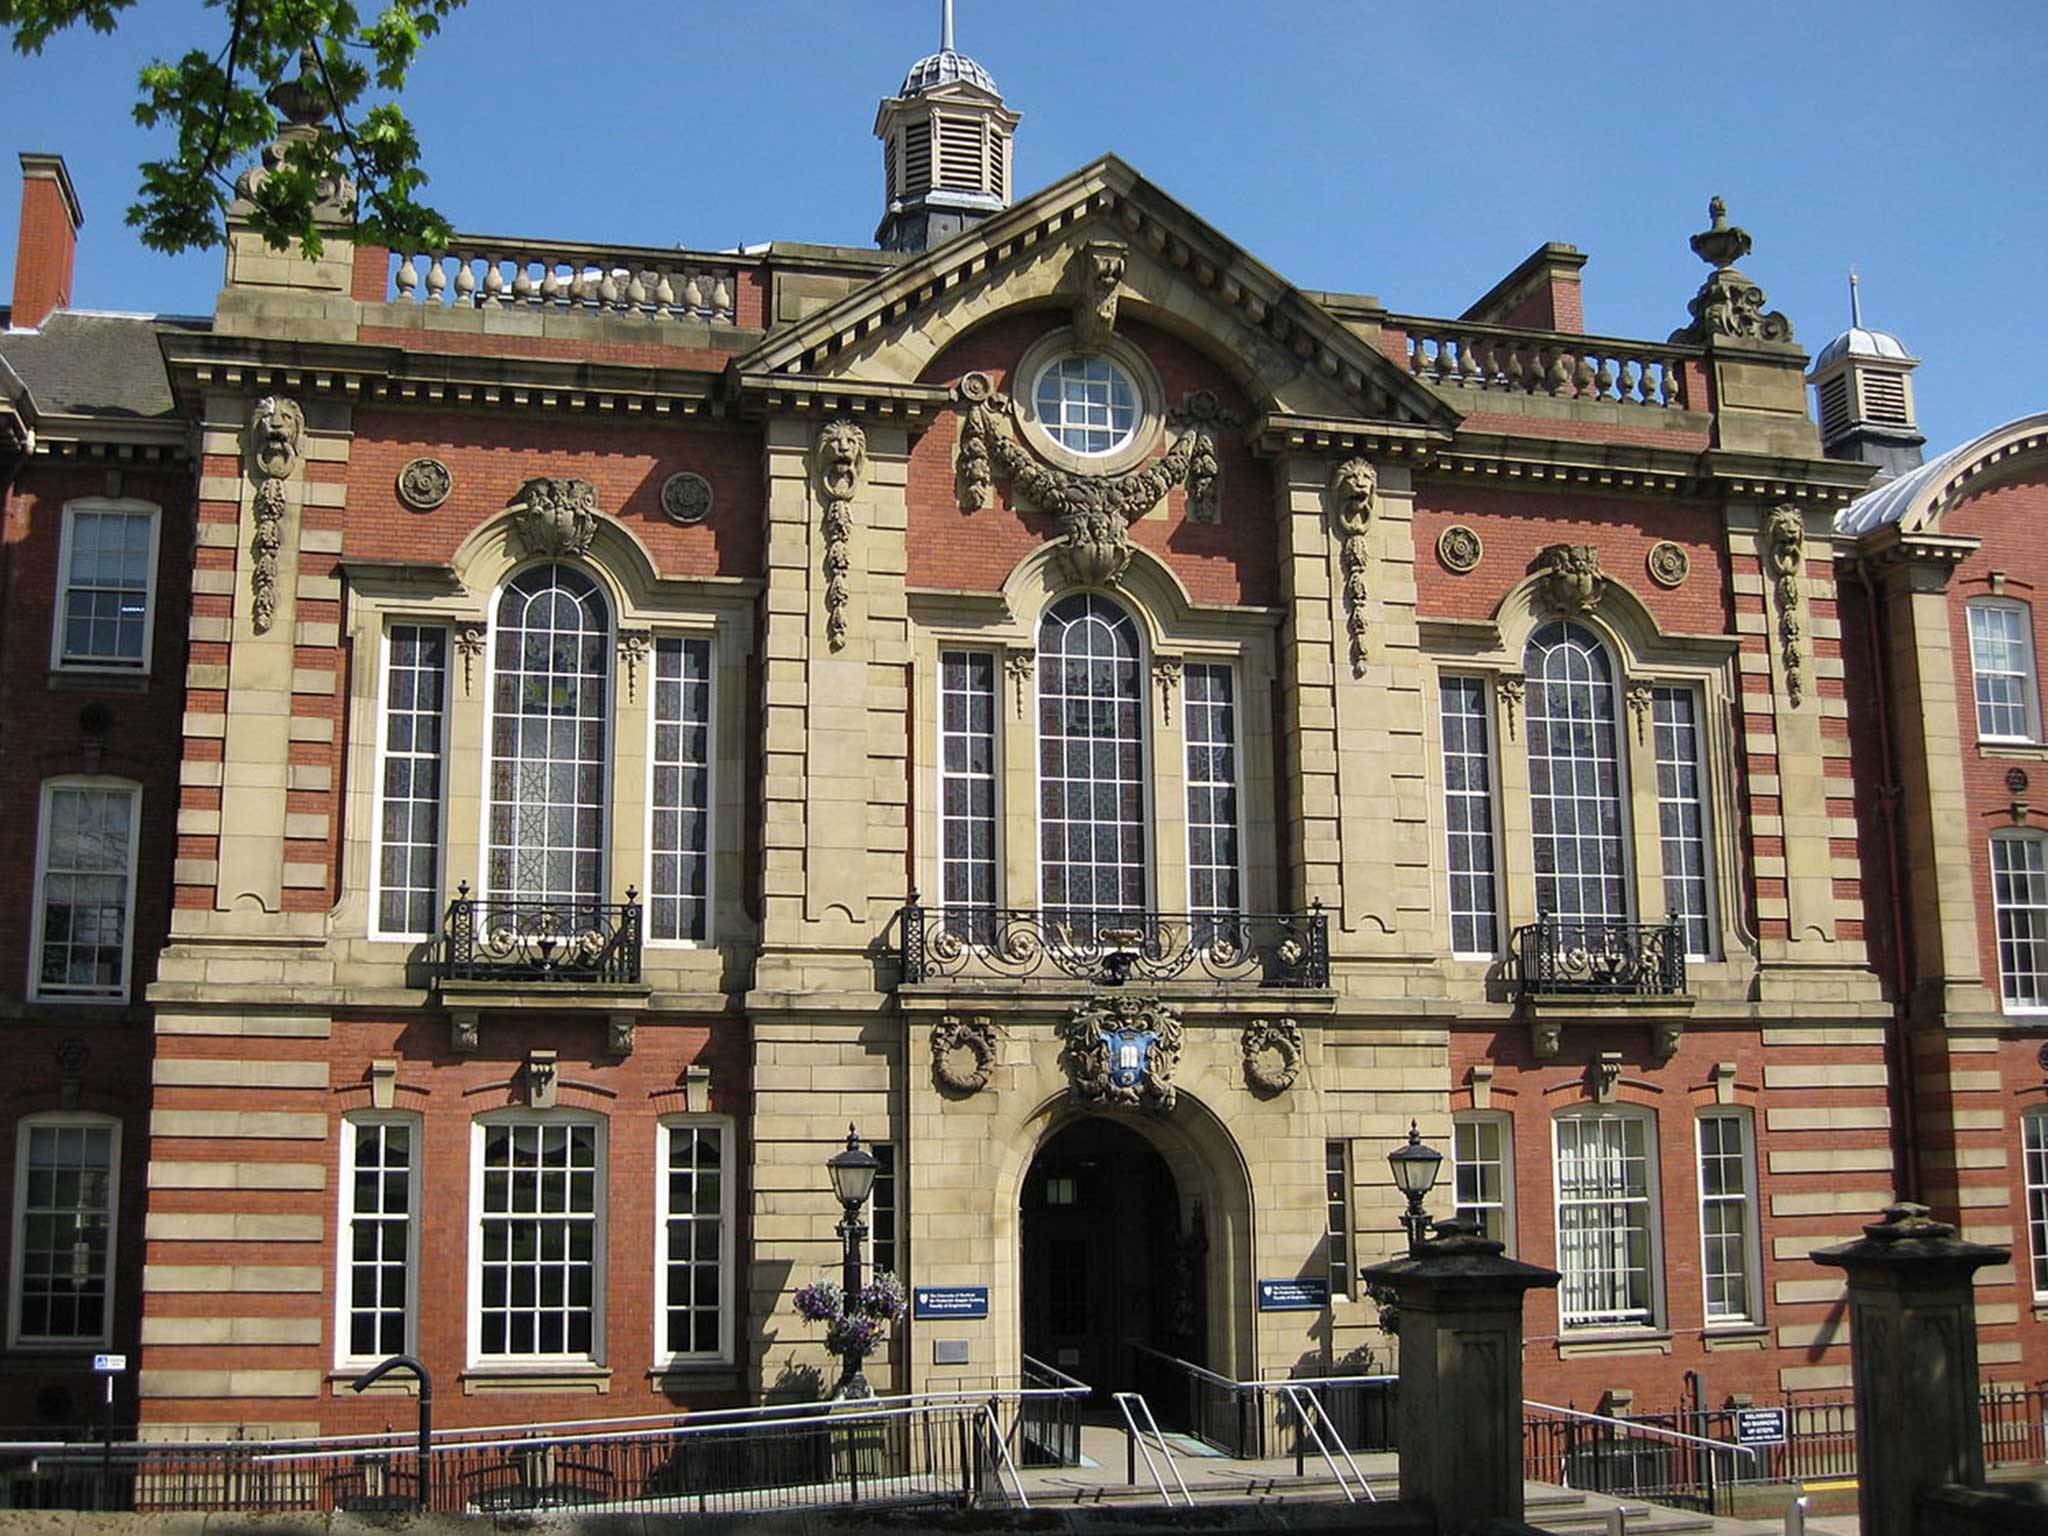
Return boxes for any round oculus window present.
[1032,354,1140,458]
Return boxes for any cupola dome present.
[1807,270,1925,480]
[874,2,1020,255]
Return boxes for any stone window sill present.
[1701,1327,1769,1352]
[330,1369,417,1396]
[1555,1330,1673,1360]
[1981,743,2048,761]
[649,1365,740,1394]
[460,1367,611,1395]
[48,668,150,693]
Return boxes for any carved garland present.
[816,420,867,651]
[1329,457,1377,676]
[246,395,304,635]
[1766,504,1807,706]
[1241,1016,1304,1095]
[953,386,1229,586]
[931,1014,997,1095]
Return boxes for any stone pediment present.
[732,155,1459,435]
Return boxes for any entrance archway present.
[1019,1117,1206,1395]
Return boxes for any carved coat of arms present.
[509,477,600,558]
[1059,995,1184,1113]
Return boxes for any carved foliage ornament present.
[246,395,304,635]
[1539,543,1606,615]
[815,420,867,651]
[931,1014,996,1095]
[1059,994,1183,1113]
[1766,503,1807,706]
[510,477,600,558]
[954,392,1210,588]
[1329,457,1377,676]
[1241,1016,1304,1096]
[1671,197,1793,345]
[396,456,452,512]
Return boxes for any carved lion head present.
[250,395,305,479]
[816,419,868,502]
[1328,456,1377,531]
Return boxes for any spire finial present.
[942,0,954,51]
[1849,265,1863,328]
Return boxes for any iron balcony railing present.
[440,884,643,985]
[897,903,1330,989]
[1512,915,1686,999]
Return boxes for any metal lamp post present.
[1387,1120,1445,1253]
[826,1123,879,1399]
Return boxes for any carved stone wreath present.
[1059,995,1184,1113]
[1241,1016,1304,1096]
[931,1014,996,1095]
[660,471,715,526]
[1437,524,1482,575]
[1647,540,1690,589]
[396,457,452,512]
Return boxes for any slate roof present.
[0,309,208,422]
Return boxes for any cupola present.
[1807,270,1926,479]
[874,1,1020,254]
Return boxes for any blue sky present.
[2,0,2041,452]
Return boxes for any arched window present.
[1523,622,1630,924]
[1038,593,1147,921]
[488,565,612,906]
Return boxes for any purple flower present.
[793,1281,842,1323]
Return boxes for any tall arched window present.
[1038,593,1147,921]
[488,565,612,906]
[1524,621,1630,924]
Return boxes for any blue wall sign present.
[1735,1408,1787,1447]
[1258,1279,1330,1311]
[913,1286,990,1320]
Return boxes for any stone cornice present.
[1698,448,1875,505]
[725,370,954,426]
[1859,523,1982,576]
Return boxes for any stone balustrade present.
[1396,318,1696,410]
[388,237,739,323]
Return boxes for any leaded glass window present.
[1524,622,1630,924]
[939,650,998,940]
[650,636,712,942]
[1653,686,1714,958]
[1441,676,1499,955]
[1038,594,1147,923]
[488,565,610,905]
[376,625,448,938]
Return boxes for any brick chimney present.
[10,153,84,331]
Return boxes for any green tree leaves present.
[1,0,465,256]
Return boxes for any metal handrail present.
[1112,1392,1194,1508]
[1277,1384,1362,1503]
[1019,1354,1090,1394]
[1525,1399,1761,1471]
[978,1402,1030,1510]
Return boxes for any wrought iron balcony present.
[1513,916,1686,1000]
[897,903,1329,989]
[440,884,643,985]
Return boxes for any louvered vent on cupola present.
[1818,374,1851,438]
[1863,370,1910,427]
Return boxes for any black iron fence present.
[899,904,1331,988]
[1513,915,1686,998]
[0,1402,1020,1516]
[1016,1356,1086,1468]
[440,883,643,985]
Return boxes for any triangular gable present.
[733,154,1459,433]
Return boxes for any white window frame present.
[654,1115,734,1367]
[1034,593,1155,919]
[369,623,451,943]
[1552,1105,1663,1333]
[28,776,143,1004]
[1031,354,1141,459]
[1524,622,1635,926]
[1652,684,1719,961]
[467,1111,608,1369]
[1183,660,1246,927]
[1695,1108,1762,1329]
[2025,1109,2048,1300]
[1440,673,1502,958]
[9,1113,120,1350]
[335,1111,422,1368]
[1991,831,2048,1014]
[1967,598,2041,744]
[644,631,718,948]
[1452,1111,1516,1252]
[936,648,1003,938]
[50,500,161,674]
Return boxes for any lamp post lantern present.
[827,1124,880,1398]
[1388,1120,1445,1254]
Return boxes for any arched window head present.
[1037,593,1147,921]
[1522,622,1629,924]
[488,564,612,906]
